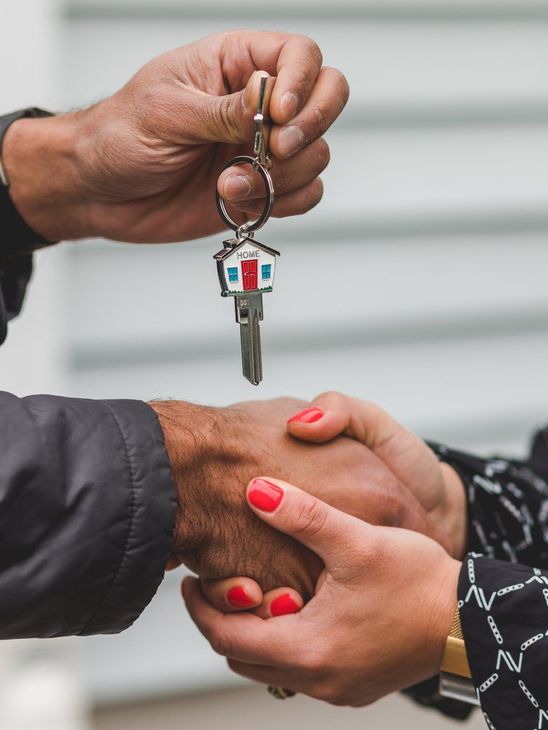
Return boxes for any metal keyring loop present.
[215,155,274,238]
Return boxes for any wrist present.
[149,401,247,564]
[439,462,467,560]
[427,557,462,675]
[2,112,95,241]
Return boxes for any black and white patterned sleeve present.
[430,425,548,567]
[429,427,548,729]
[458,554,548,730]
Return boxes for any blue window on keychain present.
[228,267,239,282]
[261,264,272,280]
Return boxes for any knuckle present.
[317,682,345,705]
[330,67,350,104]
[311,178,324,205]
[382,486,407,528]
[316,139,331,172]
[312,104,329,136]
[216,95,240,143]
[293,497,329,540]
[316,389,348,410]
[210,628,234,658]
[302,36,323,67]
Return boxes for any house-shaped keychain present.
[214,236,280,297]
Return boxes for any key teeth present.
[237,293,263,385]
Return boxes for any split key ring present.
[215,155,275,240]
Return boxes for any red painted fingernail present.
[287,407,324,424]
[270,594,300,617]
[248,478,284,512]
[227,586,255,608]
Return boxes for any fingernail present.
[224,175,252,200]
[277,125,304,158]
[243,70,267,111]
[270,594,300,617]
[280,91,299,120]
[287,407,324,425]
[248,478,284,512]
[227,586,255,608]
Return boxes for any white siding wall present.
[4,1,548,727]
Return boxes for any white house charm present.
[213,235,280,386]
[215,237,279,297]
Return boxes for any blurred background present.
[2,0,548,728]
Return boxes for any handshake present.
[151,392,467,706]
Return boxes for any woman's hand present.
[184,477,461,706]
[287,392,468,560]
[4,31,348,243]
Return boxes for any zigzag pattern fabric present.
[431,430,548,729]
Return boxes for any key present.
[214,235,280,386]
[213,75,278,385]
[235,293,263,385]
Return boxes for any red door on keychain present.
[242,260,258,290]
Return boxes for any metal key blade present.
[235,293,263,385]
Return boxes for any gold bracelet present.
[441,605,471,679]
[0,153,9,186]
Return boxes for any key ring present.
[215,155,274,239]
[215,75,274,240]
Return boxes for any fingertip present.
[247,477,286,513]
[244,69,274,114]
[270,591,303,617]
[200,576,264,613]
[286,407,345,444]
[226,582,262,610]
[181,575,197,601]
[287,406,325,425]
[254,588,304,619]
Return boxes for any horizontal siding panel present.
[65,234,548,348]
[322,126,548,219]
[61,17,548,111]
[66,330,548,448]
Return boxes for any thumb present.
[287,393,442,511]
[287,390,422,464]
[198,70,273,145]
[246,477,365,568]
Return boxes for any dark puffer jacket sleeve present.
[0,392,176,638]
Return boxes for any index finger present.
[228,31,323,124]
[269,35,324,123]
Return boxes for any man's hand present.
[184,477,461,706]
[286,392,468,560]
[3,31,349,243]
[149,397,437,599]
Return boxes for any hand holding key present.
[6,31,348,244]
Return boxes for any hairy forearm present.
[2,113,93,241]
[150,400,245,559]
